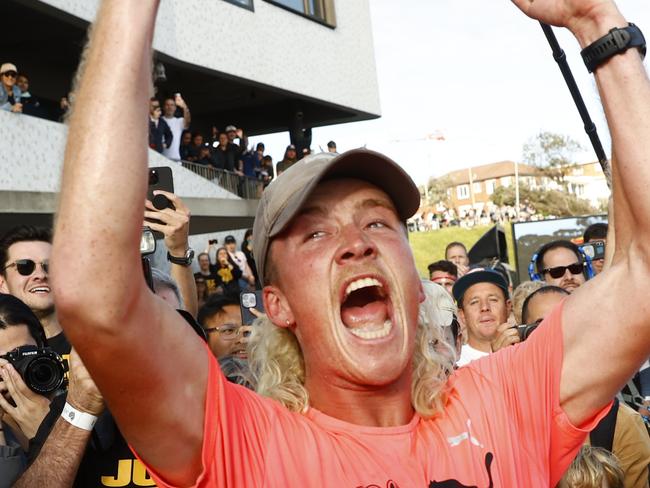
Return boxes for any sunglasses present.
[2,71,17,78]
[542,262,584,279]
[4,259,49,276]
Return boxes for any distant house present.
[441,161,549,213]
[562,161,609,207]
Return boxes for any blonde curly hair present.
[247,280,456,417]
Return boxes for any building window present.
[500,176,511,187]
[457,185,469,200]
[485,179,496,195]
[264,0,336,26]
[473,182,482,194]
[223,0,254,11]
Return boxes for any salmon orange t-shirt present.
[137,302,610,487]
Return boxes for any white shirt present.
[457,344,490,367]
[162,116,185,161]
[229,250,251,280]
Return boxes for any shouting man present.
[52,0,650,486]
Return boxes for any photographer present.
[453,269,519,367]
[13,348,104,488]
[584,223,608,275]
[0,294,53,488]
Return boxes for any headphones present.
[528,248,595,281]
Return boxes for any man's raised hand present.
[510,0,623,37]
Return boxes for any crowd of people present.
[411,202,541,232]
[2,0,650,487]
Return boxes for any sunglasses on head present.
[2,71,17,78]
[542,262,584,279]
[4,259,49,276]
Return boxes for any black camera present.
[0,345,67,395]
[517,319,542,342]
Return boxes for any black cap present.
[224,235,236,244]
[452,269,509,305]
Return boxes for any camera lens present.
[149,170,159,185]
[25,356,65,394]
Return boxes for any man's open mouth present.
[340,276,392,340]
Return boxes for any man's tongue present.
[340,288,388,329]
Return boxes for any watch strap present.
[581,23,646,73]
[61,402,98,431]
[167,249,193,266]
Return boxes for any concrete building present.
[0,0,380,268]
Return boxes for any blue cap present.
[452,269,509,305]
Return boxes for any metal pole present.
[514,160,520,221]
[539,22,612,189]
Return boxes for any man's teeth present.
[30,287,50,293]
[345,277,382,298]
[348,320,392,340]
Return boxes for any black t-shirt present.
[210,263,242,296]
[194,271,221,297]
[47,332,71,357]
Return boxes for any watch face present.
[187,249,195,260]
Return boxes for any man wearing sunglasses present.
[534,240,587,293]
[0,226,69,358]
[0,63,22,113]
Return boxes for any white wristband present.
[61,402,98,431]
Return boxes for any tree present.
[492,184,595,217]
[522,131,584,186]
[422,175,453,208]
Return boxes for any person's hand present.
[249,307,265,320]
[0,358,51,439]
[144,191,190,257]
[66,349,104,416]
[510,0,622,35]
[175,94,186,109]
[235,128,244,139]
[11,103,23,113]
[490,319,520,352]
[60,97,69,110]
[456,264,469,278]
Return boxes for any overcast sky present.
[253,0,650,185]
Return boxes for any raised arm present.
[145,191,199,317]
[513,0,650,424]
[51,1,207,485]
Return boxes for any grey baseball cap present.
[252,148,419,285]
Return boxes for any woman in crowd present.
[213,247,242,296]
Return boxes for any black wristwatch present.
[581,23,646,73]
[167,248,195,266]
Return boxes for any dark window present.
[264,0,335,27]
[223,0,254,11]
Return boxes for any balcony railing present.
[180,160,263,199]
